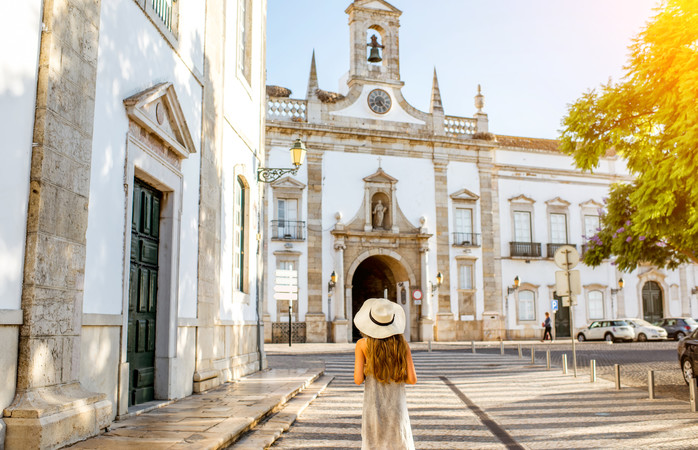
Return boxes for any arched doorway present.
[642,281,664,324]
[351,255,410,342]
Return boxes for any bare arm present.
[405,344,417,385]
[354,338,366,385]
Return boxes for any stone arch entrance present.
[642,281,664,324]
[348,252,416,342]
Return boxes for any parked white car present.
[577,320,635,343]
[619,318,668,341]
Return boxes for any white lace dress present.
[362,375,415,450]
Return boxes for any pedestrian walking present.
[354,298,417,450]
[542,312,553,342]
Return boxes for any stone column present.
[433,159,455,341]
[419,243,435,341]
[305,150,326,342]
[332,242,349,342]
[478,157,504,341]
[3,0,112,448]
[193,0,225,392]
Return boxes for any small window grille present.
[151,0,174,31]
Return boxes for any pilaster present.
[306,150,326,341]
[3,0,111,447]
[194,0,226,391]
[433,159,451,313]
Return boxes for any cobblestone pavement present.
[268,345,698,449]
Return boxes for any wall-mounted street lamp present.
[507,276,520,295]
[691,286,698,295]
[430,271,443,293]
[328,270,337,293]
[610,278,624,295]
[257,138,307,183]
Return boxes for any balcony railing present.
[267,98,307,122]
[547,243,576,258]
[452,232,481,247]
[271,220,305,240]
[444,115,477,136]
[509,242,541,257]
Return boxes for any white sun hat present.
[353,298,405,339]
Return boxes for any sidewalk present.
[69,368,322,449]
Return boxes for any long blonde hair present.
[364,334,409,383]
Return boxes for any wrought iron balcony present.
[452,232,481,247]
[509,241,542,257]
[547,243,576,258]
[271,220,306,240]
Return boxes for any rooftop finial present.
[430,68,443,113]
[306,50,319,99]
[474,84,484,113]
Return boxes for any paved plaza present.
[260,343,698,449]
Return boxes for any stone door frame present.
[118,132,183,416]
[346,249,418,341]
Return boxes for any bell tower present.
[345,0,403,87]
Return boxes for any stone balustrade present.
[444,115,477,136]
[267,97,307,122]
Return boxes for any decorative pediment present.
[638,267,667,282]
[450,188,479,202]
[363,168,398,184]
[545,197,571,207]
[508,194,535,204]
[580,199,604,209]
[271,176,306,190]
[348,0,402,14]
[124,82,196,159]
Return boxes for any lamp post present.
[610,278,624,319]
[257,138,307,183]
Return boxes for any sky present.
[266,0,662,139]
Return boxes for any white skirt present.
[362,375,415,450]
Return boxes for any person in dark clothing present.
[542,312,553,341]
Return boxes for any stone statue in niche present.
[372,199,387,229]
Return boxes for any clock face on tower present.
[367,89,392,114]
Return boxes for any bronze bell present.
[368,46,382,63]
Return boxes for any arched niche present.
[371,191,391,229]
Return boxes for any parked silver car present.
[619,318,668,341]
[577,320,635,343]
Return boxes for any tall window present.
[584,215,600,238]
[550,213,568,243]
[454,207,473,234]
[588,290,604,320]
[514,211,532,242]
[237,0,253,83]
[277,198,298,238]
[518,290,535,321]
[234,177,247,292]
[458,263,473,290]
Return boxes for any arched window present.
[588,290,604,320]
[518,290,535,321]
[234,176,248,292]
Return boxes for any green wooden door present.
[127,180,161,406]
[553,292,571,338]
[643,281,663,324]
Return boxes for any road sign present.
[551,299,559,312]
[273,292,298,301]
[555,270,581,297]
[562,294,578,307]
[412,290,423,300]
[554,245,580,271]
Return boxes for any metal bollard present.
[471,340,476,354]
[648,370,655,400]
[428,340,432,353]
[500,341,504,355]
[590,360,596,383]
[690,378,698,412]
[518,343,522,359]
[562,354,568,374]
[546,350,551,370]
[531,346,535,364]
[614,364,621,390]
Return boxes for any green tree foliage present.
[560,0,698,270]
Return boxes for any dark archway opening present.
[351,256,397,342]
